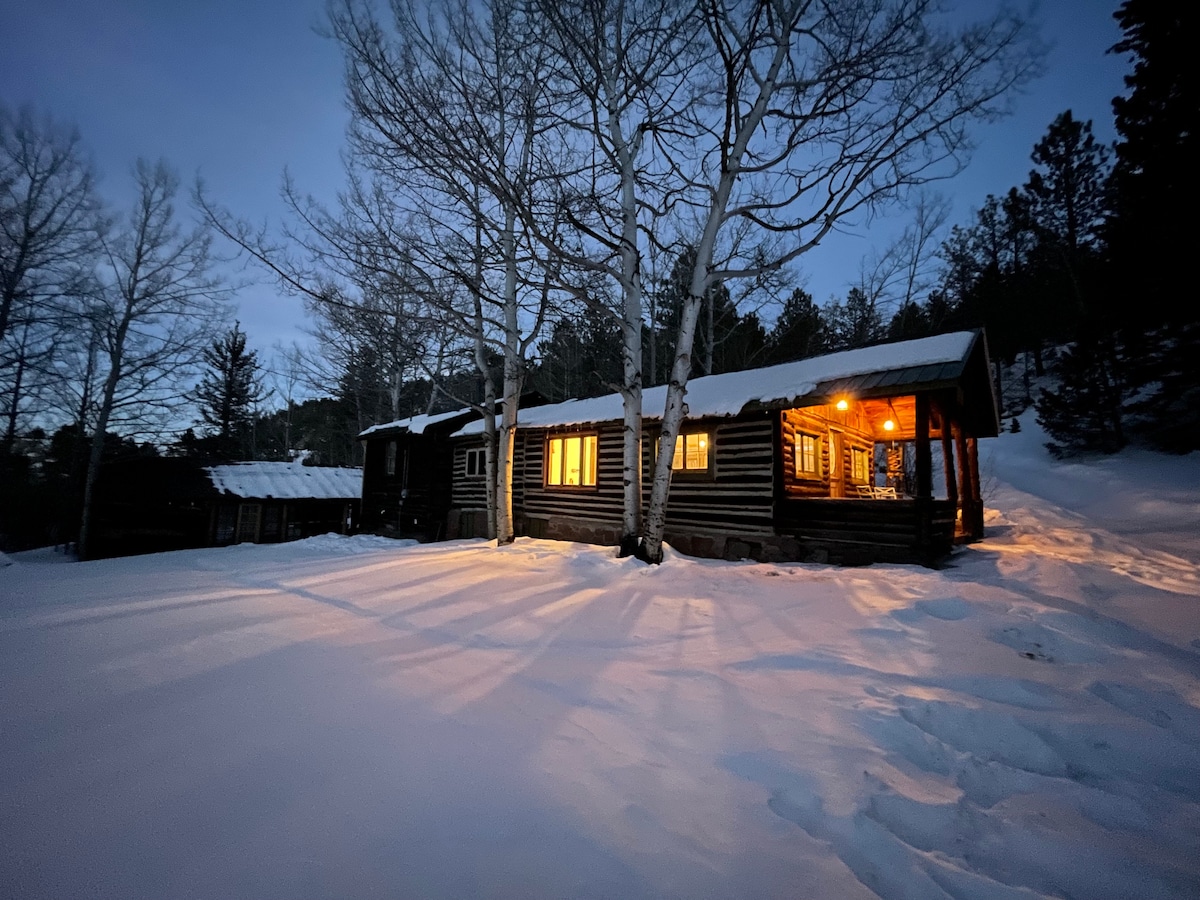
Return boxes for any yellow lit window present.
[546,434,597,487]
[671,433,710,472]
[851,447,871,483]
[795,433,820,477]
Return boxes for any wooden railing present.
[775,497,957,565]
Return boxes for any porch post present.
[914,392,932,499]
[913,391,933,562]
[942,427,958,506]
[966,436,984,539]
[954,424,972,538]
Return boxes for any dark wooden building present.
[89,457,362,558]
[358,408,481,540]
[363,331,999,565]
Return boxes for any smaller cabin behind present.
[89,457,361,558]
[359,408,481,540]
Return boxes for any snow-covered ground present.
[3,418,1199,899]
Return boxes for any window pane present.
[583,435,597,485]
[672,437,683,470]
[564,436,582,485]
[548,438,563,485]
[796,434,819,475]
[687,433,708,470]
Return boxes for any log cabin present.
[86,456,362,558]
[358,407,482,539]
[361,330,999,565]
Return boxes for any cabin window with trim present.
[671,432,711,473]
[794,432,821,477]
[851,446,871,483]
[465,447,486,477]
[545,434,598,487]
[385,441,397,476]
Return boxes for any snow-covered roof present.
[358,408,474,439]
[205,461,362,500]
[457,331,980,435]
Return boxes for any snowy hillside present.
[2,417,1198,899]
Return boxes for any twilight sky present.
[1,0,1129,367]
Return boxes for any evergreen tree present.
[648,245,763,381]
[826,287,883,351]
[1036,334,1127,456]
[763,288,828,364]
[1107,1,1198,318]
[533,309,622,402]
[1026,111,1109,266]
[1105,1,1200,450]
[190,321,265,459]
[886,300,931,341]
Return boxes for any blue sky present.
[1,0,1130,363]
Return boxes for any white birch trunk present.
[612,102,645,556]
[640,21,791,564]
[496,203,522,545]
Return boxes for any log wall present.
[779,407,876,497]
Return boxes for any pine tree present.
[1105,1,1200,451]
[190,322,265,459]
[826,287,883,351]
[764,288,828,364]
[1107,1,1198,317]
[1036,335,1127,456]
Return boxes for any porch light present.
[836,399,849,411]
[883,419,895,431]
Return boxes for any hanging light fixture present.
[836,398,849,411]
[883,399,898,435]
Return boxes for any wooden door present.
[829,429,845,498]
[236,503,261,543]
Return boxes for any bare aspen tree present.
[0,106,103,452]
[640,0,1042,562]
[76,161,227,559]
[331,0,557,543]
[856,190,952,320]
[529,0,702,556]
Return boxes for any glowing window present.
[546,434,597,487]
[671,433,710,472]
[795,433,820,477]
[851,447,871,483]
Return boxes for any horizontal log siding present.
[775,497,957,564]
[451,438,489,510]
[508,416,776,537]
[519,424,624,523]
[656,416,775,536]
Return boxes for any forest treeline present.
[1,0,1193,557]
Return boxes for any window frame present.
[464,447,486,478]
[385,440,397,477]
[666,430,714,479]
[544,432,599,489]
[850,446,871,484]
[794,431,822,479]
